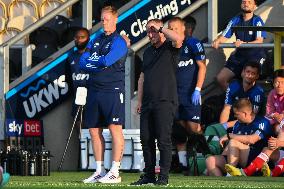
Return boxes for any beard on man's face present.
[75,40,89,50]
[241,8,253,13]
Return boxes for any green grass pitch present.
[4,172,284,189]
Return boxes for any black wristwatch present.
[158,26,163,33]
[227,132,231,140]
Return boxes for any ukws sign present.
[117,0,197,44]
[21,75,68,118]
[5,60,70,120]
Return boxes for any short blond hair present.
[233,98,253,112]
[101,6,118,17]
[168,17,185,25]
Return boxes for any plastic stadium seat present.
[0,30,8,44]
[32,43,58,66]
[29,26,59,47]
[8,0,39,19]
[0,0,7,19]
[39,0,71,18]
[43,15,69,45]
[0,17,5,32]
[0,28,28,45]
[33,0,44,6]
[7,15,37,31]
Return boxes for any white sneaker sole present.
[83,174,105,184]
[98,177,122,184]
[83,179,100,184]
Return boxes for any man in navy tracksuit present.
[67,28,90,118]
[79,6,128,184]
[213,0,266,90]
[168,17,208,172]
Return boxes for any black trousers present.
[140,101,176,177]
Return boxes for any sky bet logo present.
[24,120,42,137]
[6,119,42,137]
[6,119,24,137]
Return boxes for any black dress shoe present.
[155,175,168,186]
[130,175,156,185]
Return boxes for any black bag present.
[201,94,225,126]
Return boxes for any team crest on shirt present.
[93,43,100,48]
[184,46,189,54]
[274,102,278,107]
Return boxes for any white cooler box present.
[80,129,160,171]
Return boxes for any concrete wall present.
[190,4,208,40]
[256,0,284,42]
[218,0,241,31]
[42,98,80,171]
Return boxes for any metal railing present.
[203,43,284,48]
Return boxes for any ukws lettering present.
[23,75,68,118]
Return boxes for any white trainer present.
[98,171,121,184]
[83,171,106,183]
